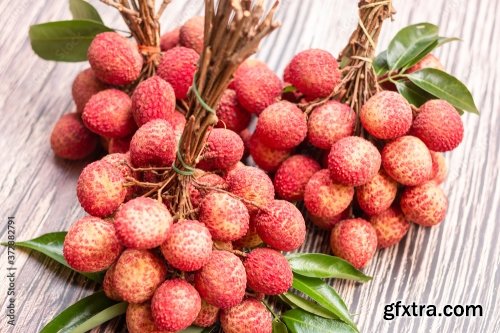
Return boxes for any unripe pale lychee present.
[382,135,432,186]
[274,155,321,201]
[160,219,212,271]
[101,152,135,200]
[132,76,176,127]
[220,298,272,333]
[370,206,410,248]
[194,250,247,309]
[411,99,464,152]
[113,249,167,303]
[307,100,356,149]
[77,160,126,217]
[108,136,131,154]
[216,89,251,132]
[189,172,228,208]
[193,299,219,328]
[197,128,244,171]
[249,133,291,172]
[126,303,171,333]
[72,68,107,113]
[360,91,412,139]
[430,151,447,184]
[255,101,307,149]
[199,192,250,241]
[244,248,293,295]
[400,182,448,227]
[179,16,204,53]
[50,113,97,160]
[88,32,143,85]
[406,53,444,73]
[160,28,180,51]
[83,89,136,138]
[254,200,306,251]
[103,263,121,301]
[330,218,377,269]
[284,49,340,100]
[130,119,176,167]
[152,279,201,331]
[356,170,398,216]
[63,216,123,272]
[157,46,199,99]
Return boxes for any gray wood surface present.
[0,0,498,332]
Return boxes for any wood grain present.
[0,0,498,332]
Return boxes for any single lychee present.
[88,32,143,85]
[197,128,244,171]
[233,58,268,79]
[370,206,410,248]
[406,53,444,73]
[194,250,247,309]
[77,160,126,217]
[309,208,350,230]
[220,298,272,333]
[382,135,433,186]
[108,136,131,154]
[356,170,398,216]
[193,299,219,328]
[411,99,464,152]
[103,263,121,301]
[50,113,97,160]
[132,76,176,127]
[330,218,377,269]
[72,68,107,113]
[101,152,135,200]
[179,16,204,53]
[284,49,340,100]
[274,155,321,201]
[239,129,252,159]
[168,109,187,139]
[430,151,447,184]
[113,249,167,303]
[157,46,199,99]
[249,133,291,172]
[82,89,136,138]
[255,101,307,149]
[126,303,170,333]
[63,216,122,272]
[189,172,228,208]
[400,182,448,227]
[160,27,180,51]
[244,248,293,295]
[216,89,251,132]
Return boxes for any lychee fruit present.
[88,32,143,85]
[411,99,464,152]
[103,263,121,301]
[216,89,251,132]
[430,151,447,184]
[382,135,433,186]
[255,101,307,149]
[160,27,180,51]
[113,249,167,303]
[131,76,176,127]
[406,53,444,73]
[233,223,263,249]
[274,155,321,201]
[220,298,272,333]
[179,16,204,53]
[244,248,293,295]
[189,172,228,208]
[370,206,410,248]
[72,68,107,113]
[400,182,448,227]
[330,218,377,269]
[77,160,126,217]
[307,100,356,149]
[63,216,122,272]
[197,128,244,171]
[284,49,340,100]
[193,299,219,328]
[309,208,350,230]
[101,152,135,199]
[108,136,131,154]
[157,46,199,99]
[356,170,398,216]
[50,113,97,160]
[82,89,136,138]
[168,109,187,139]
[249,133,291,172]
[126,303,168,333]
[360,91,413,139]
[234,58,268,79]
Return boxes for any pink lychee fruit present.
[193,299,219,328]
[233,58,268,79]
[220,298,272,333]
[249,133,292,172]
[244,248,293,295]
[216,89,251,132]
[309,208,350,230]
[430,151,447,184]
[400,182,448,227]
[157,46,199,99]
[160,27,180,51]
[50,113,97,160]
[126,302,172,333]
[168,109,187,139]
[101,152,136,200]
[356,169,398,216]
[179,16,204,53]
[370,206,410,248]
[197,128,244,171]
[274,155,321,201]
[189,172,228,208]
[103,263,121,301]
[131,76,176,127]
[72,68,107,113]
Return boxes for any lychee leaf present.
[373,50,389,76]
[180,327,206,333]
[395,81,435,108]
[279,293,339,319]
[69,0,104,24]
[281,309,357,333]
[283,85,297,93]
[273,319,289,333]
[400,36,461,73]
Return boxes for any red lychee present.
[126,303,171,333]
[108,136,131,154]
[249,133,291,172]
[101,152,135,200]
[309,208,350,230]
[400,182,448,227]
[189,172,228,208]
[197,128,244,171]
[50,113,97,160]
[132,76,176,127]
[216,89,251,132]
[274,155,321,201]
[157,46,199,99]
[160,27,180,51]
[129,119,176,167]
[370,206,410,248]
[72,68,107,113]
[244,248,293,295]
[220,298,272,333]
[179,16,204,53]
[356,170,398,216]
[193,300,219,328]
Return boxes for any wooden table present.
[1,0,498,332]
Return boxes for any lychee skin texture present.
[216,89,251,132]
[160,27,180,51]
[189,172,228,208]
[233,66,282,115]
[370,206,410,248]
[199,192,250,241]
[304,169,354,222]
[179,16,204,53]
[113,249,167,304]
[328,136,381,186]
[77,160,126,217]
[126,303,171,333]
[249,133,291,173]
[72,68,107,113]
[254,200,306,251]
[309,208,349,231]
[168,109,187,138]
[197,128,244,171]
[244,248,293,295]
[151,279,201,331]
[430,151,447,184]
[382,135,433,186]
[356,170,398,216]
[101,153,135,200]
[274,155,321,201]
[234,59,268,79]
[411,99,464,152]
[160,220,212,271]
[193,299,219,327]
[255,101,307,150]
[308,101,356,149]
[83,89,136,138]
[360,91,413,140]
[132,76,176,127]
[284,49,340,100]
[108,136,131,154]
[88,32,143,85]
[194,250,247,309]
[103,263,122,301]
[220,298,272,333]
[63,216,123,272]
[400,182,448,227]
[50,113,97,160]
[406,53,444,74]
[130,119,176,167]
[330,218,377,269]
[157,46,199,100]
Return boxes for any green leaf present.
[387,23,439,70]
[402,36,461,72]
[292,275,356,330]
[273,320,289,333]
[406,68,479,113]
[180,327,206,333]
[281,309,357,333]
[29,20,113,62]
[280,293,338,319]
[373,50,389,76]
[69,0,104,23]
[286,253,372,282]
[395,81,435,107]
[283,85,297,93]
[40,291,123,333]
